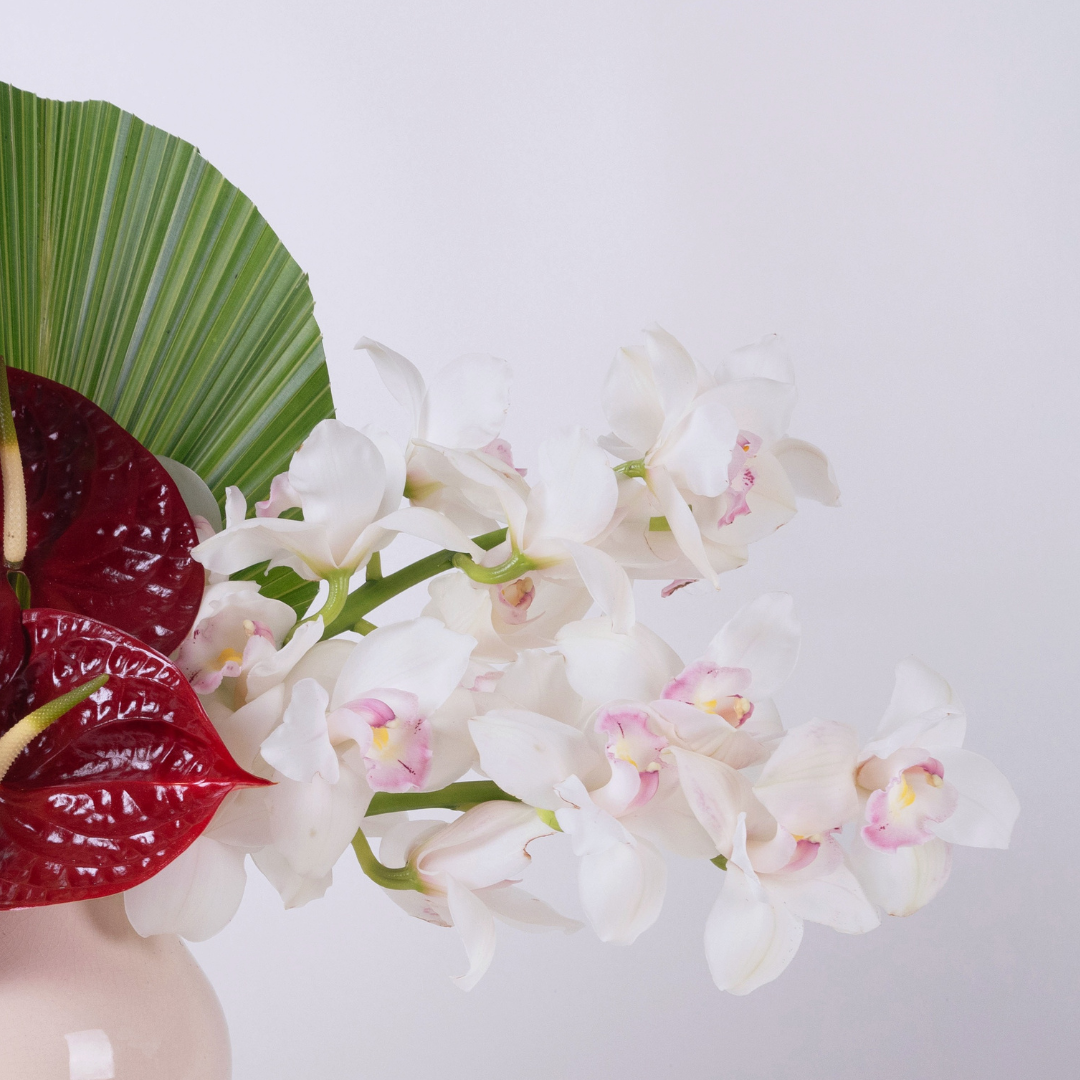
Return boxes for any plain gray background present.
[3,3,1077,1077]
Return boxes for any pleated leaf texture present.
[0,80,335,509]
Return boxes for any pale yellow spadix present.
[0,359,27,569]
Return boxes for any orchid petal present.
[657,387,739,497]
[124,835,247,942]
[643,326,701,432]
[564,541,635,635]
[771,437,840,505]
[714,379,796,448]
[930,747,1019,849]
[670,747,774,855]
[356,337,426,431]
[705,592,800,699]
[648,467,717,585]
[716,334,795,386]
[528,428,618,546]
[556,617,683,704]
[447,877,498,990]
[577,831,666,945]
[332,618,475,715]
[602,346,664,453]
[705,863,803,995]
[260,678,338,784]
[848,834,952,917]
[424,353,512,449]
[470,709,607,810]
[376,505,484,558]
[768,862,880,934]
[478,885,582,933]
[753,720,860,836]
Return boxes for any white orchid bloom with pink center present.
[262,617,477,798]
[357,337,529,533]
[558,592,800,765]
[375,802,580,990]
[192,419,482,600]
[849,659,1019,917]
[600,329,838,589]
[174,580,297,695]
[673,723,875,994]
[469,705,668,945]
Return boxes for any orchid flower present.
[357,337,528,533]
[191,419,482,627]
[374,802,580,989]
[469,706,668,945]
[599,329,838,588]
[174,580,297,695]
[848,659,1019,917]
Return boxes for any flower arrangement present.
[0,82,1018,1000]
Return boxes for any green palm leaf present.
[0,80,333,506]
[0,81,333,618]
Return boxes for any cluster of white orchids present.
[125,328,1019,994]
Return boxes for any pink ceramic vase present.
[0,894,230,1079]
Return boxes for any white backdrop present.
[3,3,1077,1077]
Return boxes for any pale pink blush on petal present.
[716,432,763,528]
[596,705,667,808]
[480,437,528,477]
[862,761,960,853]
[494,577,536,625]
[661,579,695,598]
[662,661,754,727]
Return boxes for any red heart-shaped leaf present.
[5,368,204,656]
[0,608,267,908]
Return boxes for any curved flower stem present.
[365,780,521,817]
[351,827,424,892]
[451,548,538,585]
[614,459,648,480]
[322,528,507,639]
[286,569,352,642]
[0,674,109,782]
[0,358,27,569]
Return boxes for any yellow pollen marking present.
[927,772,943,788]
[243,619,256,637]
[733,698,751,720]
[613,739,639,769]
[698,698,718,714]
[215,647,243,670]
[895,775,916,809]
[740,441,751,452]
[371,727,391,753]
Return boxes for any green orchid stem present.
[0,358,27,569]
[614,459,648,480]
[451,548,538,585]
[711,854,729,871]
[351,827,423,892]
[0,674,109,782]
[366,780,520,816]
[285,569,352,642]
[322,528,507,639]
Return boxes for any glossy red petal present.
[0,581,26,698]
[5,368,204,656]
[0,609,268,908]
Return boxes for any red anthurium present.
[0,608,268,908]
[4,368,204,656]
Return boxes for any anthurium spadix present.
[374,802,580,990]
[356,337,528,533]
[849,659,1019,917]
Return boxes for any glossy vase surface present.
[0,894,230,1079]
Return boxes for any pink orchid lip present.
[661,661,754,727]
[860,754,958,853]
[716,430,763,528]
[342,693,433,793]
[596,704,667,809]
[661,578,695,598]
[495,576,535,625]
[785,838,820,873]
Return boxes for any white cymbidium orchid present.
[469,706,668,945]
[600,329,838,589]
[557,592,800,762]
[191,419,481,624]
[848,659,1019,917]
[357,337,528,533]
[400,427,621,650]
[375,802,580,990]
[174,580,297,695]
[673,721,875,994]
